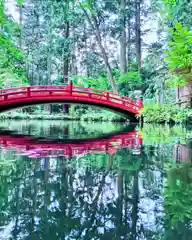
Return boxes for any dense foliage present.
[141,104,190,123]
[166,23,192,71]
[0,0,27,88]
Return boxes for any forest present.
[0,0,192,123]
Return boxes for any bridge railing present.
[0,83,143,112]
[71,85,142,107]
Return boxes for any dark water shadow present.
[0,124,138,143]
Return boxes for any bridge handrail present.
[0,85,68,93]
[0,84,143,110]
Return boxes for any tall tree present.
[80,1,118,93]
[135,0,141,71]
[62,0,71,113]
[63,1,70,85]
[0,0,26,88]
[45,0,54,113]
[119,0,127,74]
[127,0,132,71]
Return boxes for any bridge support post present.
[69,81,73,96]
[27,87,30,97]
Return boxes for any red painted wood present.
[0,83,143,115]
[0,130,142,158]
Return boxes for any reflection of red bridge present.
[0,130,142,158]
[0,83,143,118]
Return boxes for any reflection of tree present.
[131,170,139,240]
[0,154,17,228]
[173,141,192,163]
[164,164,192,239]
[0,146,165,239]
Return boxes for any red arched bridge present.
[0,83,143,117]
[0,130,142,158]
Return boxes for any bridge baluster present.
[4,94,8,101]
[106,92,110,101]
[105,143,108,153]
[69,81,73,96]
[27,87,30,97]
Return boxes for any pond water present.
[0,121,192,239]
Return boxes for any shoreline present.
[0,112,128,122]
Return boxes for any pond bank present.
[0,112,128,122]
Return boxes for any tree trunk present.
[63,19,70,114]
[81,7,117,93]
[92,16,117,93]
[127,0,131,71]
[71,49,77,75]
[116,170,124,238]
[84,23,90,77]
[119,0,127,74]
[131,171,139,240]
[45,2,53,113]
[135,0,141,71]
[63,21,69,84]
[160,81,165,104]
[70,2,78,76]
[18,2,23,113]
[18,3,23,49]
[34,6,40,85]
[176,87,180,103]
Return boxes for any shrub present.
[141,103,189,123]
[81,111,126,122]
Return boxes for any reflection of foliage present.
[164,164,192,238]
[2,121,190,239]
[140,124,188,144]
[0,152,17,227]
[0,120,128,139]
[0,145,164,239]
[75,149,143,171]
[165,164,192,223]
